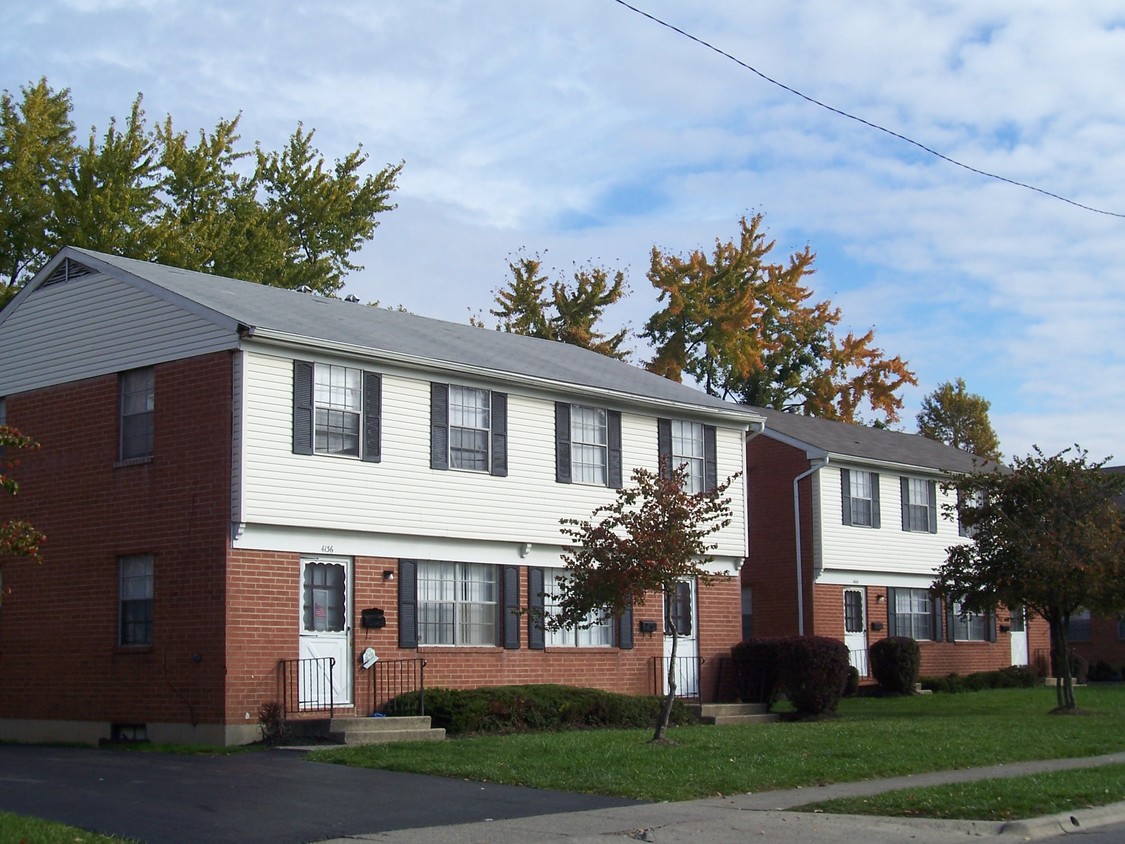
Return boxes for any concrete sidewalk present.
[318,752,1125,843]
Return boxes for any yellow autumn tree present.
[643,214,916,423]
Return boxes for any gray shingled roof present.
[62,248,759,420]
[751,405,993,473]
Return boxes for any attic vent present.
[42,258,96,287]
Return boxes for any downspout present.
[793,456,829,636]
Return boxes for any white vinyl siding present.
[0,271,234,397]
[238,351,749,560]
[816,466,967,581]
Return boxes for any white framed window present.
[842,469,880,527]
[671,420,706,494]
[571,405,608,485]
[449,386,491,471]
[902,478,936,533]
[890,587,934,640]
[417,561,498,646]
[120,368,154,460]
[543,568,613,647]
[952,601,988,641]
[314,364,362,456]
[119,554,153,646]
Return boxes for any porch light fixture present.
[519,543,533,558]
[382,570,395,581]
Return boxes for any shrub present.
[869,636,920,694]
[730,637,785,708]
[843,665,860,697]
[776,635,851,717]
[919,666,1039,693]
[383,684,697,735]
[1089,660,1120,683]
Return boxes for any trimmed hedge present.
[919,665,1039,693]
[869,636,920,694]
[777,635,851,717]
[383,684,698,735]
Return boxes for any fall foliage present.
[917,378,1002,462]
[0,425,44,560]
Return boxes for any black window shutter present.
[490,391,508,477]
[927,480,938,533]
[292,360,314,455]
[555,403,572,484]
[988,610,997,643]
[430,383,449,470]
[840,468,853,525]
[607,410,623,488]
[398,559,418,648]
[886,587,898,637]
[872,473,881,528]
[703,425,718,492]
[900,477,910,531]
[528,567,546,650]
[617,603,634,650]
[931,594,943,642]
[362,371,382,463]
[945,598,955,642]
[502,565,520,649]
[657,418,672,477]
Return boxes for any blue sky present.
[4,1,1123,462]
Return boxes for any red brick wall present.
[0,353,233,727]
[742,436,813,637]
[1069,614,1125,674]
[223,555,743,721]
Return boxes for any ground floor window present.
[542,568,613,647]
[889,587,935,640]
[119,554,153,646]
[951,600,988,641]
[1067,608,1091,643]
[417,561,498,645]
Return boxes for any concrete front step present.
[328,715,445,745]
[689,702,779,726]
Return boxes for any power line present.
[611,0,1125,219]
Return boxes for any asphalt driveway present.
[0,744,642,843]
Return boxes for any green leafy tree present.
[548,465,736,741]
[489,253,630,360]
[0,78,76,298]
[643,214,916,423]
[917,378,1002,462]
[0,79,401,299]
[937,447,1125,711]
[0,426,45,560]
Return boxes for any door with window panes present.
[663,579,699,697]
[1009,606,1028,666]
[298,557,352,708]
[843,589,868,676]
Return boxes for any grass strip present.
[793,763,1125,821]
[0,811,138,843]
[308,686,1125,803]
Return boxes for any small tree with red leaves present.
[548,465,736,742]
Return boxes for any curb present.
[999,801,1125,838]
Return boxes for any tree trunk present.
[1050,618,1076,710]
[653,619,677,742]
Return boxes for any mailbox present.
[361,608,386,629]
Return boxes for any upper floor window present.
[657,418,717,494]
[292,360,381,462]
[900,477,937,533]
[841,469,880,527]
[887,587,936,640]
[119,554,153,646]
[542,568,613,647]
[430,383,507,476]
[554,402,622,487]
[120,368,154,460]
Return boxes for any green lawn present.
[797,763,1125,821]
[308,686,1125,803]
[0,811,137,843]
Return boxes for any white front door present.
[663,579,699,697]
[844,589,868,677]
[298,557,352,708]
[1009,607,1028,666]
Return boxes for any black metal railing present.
[368,658,428,716]
[278,657,335,718]
[649,655,706,700]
